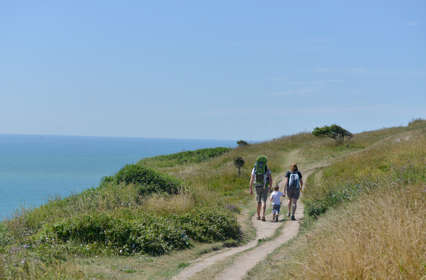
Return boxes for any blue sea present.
[0,135,235,220]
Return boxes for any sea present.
[0,134,235,220]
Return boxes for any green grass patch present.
[139,147,231,168]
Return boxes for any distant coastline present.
[0,135,235,220]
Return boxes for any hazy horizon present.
[1,1,425,140]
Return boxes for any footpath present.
[173,154,327,280]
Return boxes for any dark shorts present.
[255,186,268,203]
[287,187,300,200]
[272,204,281,214]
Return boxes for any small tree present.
[312,124,353,143]
[234,157,245,176]
[237,140,249,147]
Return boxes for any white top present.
[270,191,283,205]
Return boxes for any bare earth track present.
[173,151,328,280]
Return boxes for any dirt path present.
[173,151,327,280]
[172,207,282,280]
[214,172,312,280]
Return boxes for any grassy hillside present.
[246,120,426,280]
[1,120,425,279]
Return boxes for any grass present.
[245,120,426,280]
[139,147,231,168]
[1,119,425,279]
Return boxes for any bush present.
[139,147,231,167]
[237,140,249,147]
[0,223,12,250]
[178,208,241,242]
[46,213,190,256]
[43,207,240,256]
[115,164,181,195]
[312,124,352,143]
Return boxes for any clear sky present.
[1,1,425,140]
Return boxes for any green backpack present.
[254,155,268,187]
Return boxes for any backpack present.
[288,172,300,190]
[254,156,268,187]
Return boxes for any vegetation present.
[246,120,426,280]
[138,147,231,168]
[115,164,181,195]
[312,124,353,143]
[233,156,245,176]
[1,119,425,279]
[237,140,249,147]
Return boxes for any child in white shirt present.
[270,185,284,222]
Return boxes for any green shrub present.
[0,223,12,250]
[115,164,181,195]
[178,208,241,242]
[43,207,240,256]
[46,213,190,256]
[139,147,231,167]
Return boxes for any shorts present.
[272,204,281,214]
[255,186,268,203]
[287,187,300,200]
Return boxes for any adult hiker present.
[249,155,273,221]
[284,163,303,221]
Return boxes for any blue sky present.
[1,1,425,140]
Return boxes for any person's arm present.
[270,193,274,202]
[249,175,254,195]
[300,178,304,192]
[268,172,273,192]
[283,177,288,194]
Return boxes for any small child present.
[270,185,284,222]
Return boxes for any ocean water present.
[0,134,235,220]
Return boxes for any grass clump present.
[115,164,181,195]
[44,212,190,256]
[139,147,231,168]
[303,130,425,219]
[39,208,240,256]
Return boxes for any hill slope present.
[0,120,424,279]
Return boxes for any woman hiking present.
[283,163,303,221]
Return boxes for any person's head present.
[274,185,279,191]
[290,163,298,172]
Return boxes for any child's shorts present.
[272,204,281,214]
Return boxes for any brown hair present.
[274,185,279,191]
[290,163,298,172]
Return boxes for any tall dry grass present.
[298,184,425,280]
[143,193,196,215]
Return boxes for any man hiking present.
[284,163,303,221]
[249,155,273,221]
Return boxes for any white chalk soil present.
[173,159,323,280]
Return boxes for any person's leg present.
[287,198,292,217]
[257,202,261,219]
[261,188,267,220]
[291,198,298,220]
[276,205,281,221]
[255,187,262,219]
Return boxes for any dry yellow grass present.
[143,193,196,215]
[299,184,425,280]
[245,184,425,280]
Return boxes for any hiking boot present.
[261,216,266,221]
[275,216,279,222]
[291,215,296,221]
[287,212,291,217]
[257,216,261,220]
